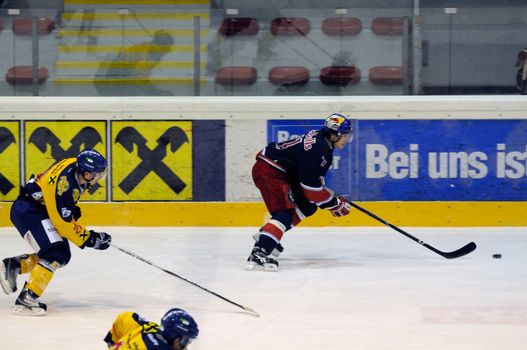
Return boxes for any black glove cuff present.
[319,195,339,209]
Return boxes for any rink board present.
[1,96,526,227]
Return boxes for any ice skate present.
[252,233,284,257]
[13,288,47,316]
[245,247,279,272]
[0,257,20,295]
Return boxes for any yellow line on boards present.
[1,202,525,227]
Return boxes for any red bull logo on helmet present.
[326,114,346,131]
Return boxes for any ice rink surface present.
[0,226,526,350]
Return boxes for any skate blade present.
[12,305,46,316]
[0,263,15,295]
[245,261,278,272]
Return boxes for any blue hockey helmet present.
[160,308,199,346]
[321,113,353,137]
[76,148,107,176]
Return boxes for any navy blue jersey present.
[259,130,333,190]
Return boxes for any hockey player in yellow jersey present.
[104,308,199,350]
[0,148,112,315]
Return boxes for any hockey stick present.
[111,243,259,317]
[348,202,477,259]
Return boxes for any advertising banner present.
[25,121,107,201]
[269,119,527,201]
[358,120,527,201]
[6,119,225,203]
[191,120,225,201]
[112,121,193,201]
[0,122,20,201]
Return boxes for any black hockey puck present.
[492,254,502,259]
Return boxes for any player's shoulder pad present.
[132,312,149,325]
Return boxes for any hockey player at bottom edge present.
[0,148,112,316]
[247,113,354,271]
[104,308,199,350]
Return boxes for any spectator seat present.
[219,17,259,36]
[271,17,310,36]
[268,66,310,86]
[320,66,361,86]
[12,17,55,35]
[322,17,362,36]
[215,66,257,85]
[5,66,49,85]
[371,17,404,36]
[369,66,403,85]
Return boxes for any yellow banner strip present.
[1,202,525,227]
[58,28,208,37]
[58,44,207,53]
[56,61,205,69]
[62,12,209,21]
[52,77,206,84]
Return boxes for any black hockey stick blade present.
[431,241,477,259]
[349,202,477,259]
[111,243,260,317]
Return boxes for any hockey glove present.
[72,205,82,221]
[85,230,112,250]
[328,195,352,217]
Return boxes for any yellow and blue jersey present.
[104,312,173,350]
[23,158,92,247]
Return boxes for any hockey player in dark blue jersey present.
[0,148,112,315]
[104,308,199,350]
[246,114,353,271]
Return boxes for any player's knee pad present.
[39,242,71,268]
[19,253,39,274]
[270,210,294,231]
[38,259,62,272]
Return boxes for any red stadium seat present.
[268,66,310,86]
[5,66,49,85]
[319,66,361,86]
[322,17,362,36]
[369,66,403,85]
[371,17,404,36]
[271,17,310,36]
[219,17,259,36]
[215,66,257,85]
[12,17,55,35]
